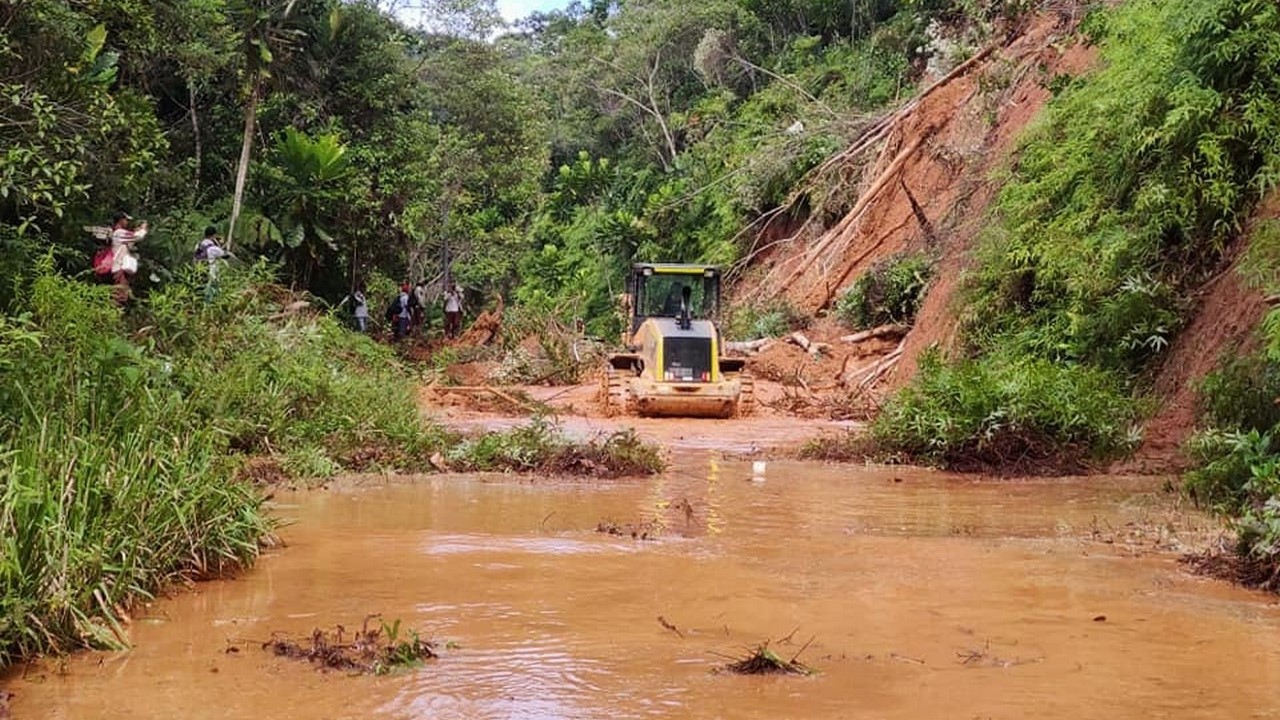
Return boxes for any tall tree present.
[226,0,304,251]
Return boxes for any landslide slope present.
[734,6,1096,386]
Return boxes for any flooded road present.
[8,451,1280,720]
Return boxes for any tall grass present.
[0,263,437,665]
[0,271,274,665]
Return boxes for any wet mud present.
[6,449,1280,719]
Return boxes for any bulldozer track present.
[737,373,756,417]
[602,367,633,416]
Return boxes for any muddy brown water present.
[7,442,1280,719]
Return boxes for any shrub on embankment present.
[869,0,1280,476]
[1184,228,1280,589]
[0,264,441,665]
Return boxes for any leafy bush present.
[1198,353,1280,434]
[141,263,446,467]
[724,300,810,340]
[872,352,1138,471]
[834,253,933,330]
[1186,350,1280,584]
[1185,428,1280,585]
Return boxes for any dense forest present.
[0,0,967,331]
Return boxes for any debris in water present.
[596,519,659,540]
[657,615,684,638]
[1181,549,1280,592]
[720,640,814,675]
[889,652,926,666]
[955,639,1044,668]
[1092,615,1107,622]
[259,615,437,675]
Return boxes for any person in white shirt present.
[110,211,146,304]
[352,287,369,332]
[412,280,429,334]
[194,226,227,300]
[443,283,465,339]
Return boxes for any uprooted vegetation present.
[260,616,438,675]
[724,300,812,341]
[718,641,814,676]
[834,252,933,331]
[596,519,661,540]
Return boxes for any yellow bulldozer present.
[601,263,755,418]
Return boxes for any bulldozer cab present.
[603,262,753,418]
[628,263,721,338]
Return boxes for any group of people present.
[95,213,225,304]
[348,280,466,341]
[96,213,467,341]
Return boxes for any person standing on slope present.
[443,282,465,339]
[110,212,146,304]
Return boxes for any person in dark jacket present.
[385,283,412,340]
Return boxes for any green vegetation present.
[834,252,933,330]
[451,421,664,477]
[1185,224,1280,586]
[875,0,1280,473]
[0,263,441,665]
[0,264,662,666]
[724,299,809,340]
[872,352,1138,470]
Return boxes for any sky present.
[495,0,569,23]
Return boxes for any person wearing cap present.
[110,212,146,303]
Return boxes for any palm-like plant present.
[240,128,352,285]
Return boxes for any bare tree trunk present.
[644,50,678,166]
[227,81,260,252]
[188,81,202,192]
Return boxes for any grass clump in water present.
[720,641,813,676]
[450,420,663,477]
[262,615,437,675]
